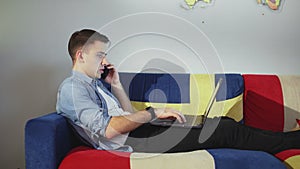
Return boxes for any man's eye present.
[96,52,107,58]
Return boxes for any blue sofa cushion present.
[208,149,286,169]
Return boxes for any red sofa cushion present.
[243,75,284,131]
[59,146,131,169]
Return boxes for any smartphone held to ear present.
[101,66,110,79]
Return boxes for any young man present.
[57,29,300,154]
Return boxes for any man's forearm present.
[105,107,186,139]
[111,82,134,113]
[105,110,152,139]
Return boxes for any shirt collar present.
[72,70,94,84]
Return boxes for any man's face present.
[81,40,109,79]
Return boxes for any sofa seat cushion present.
[59,146,286,169]
[58,146,131,169]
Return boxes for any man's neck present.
[72,64,85,74]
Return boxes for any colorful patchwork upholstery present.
[275,149,300,169]
[59,146,285,169]
[119,73,244,122]
[25,73,300,169]
[243,74,300,169]
[243,74,300,132]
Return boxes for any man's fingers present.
[155,108,186,123]
[166,108,186,123]
[106,64,114,69]
[175,114,184,123]
[177,111,186,122]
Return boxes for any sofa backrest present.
[119,73,244,122]
[243,74,300,132]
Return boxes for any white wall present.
[0,0,299,168]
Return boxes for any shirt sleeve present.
[57,79,111,138]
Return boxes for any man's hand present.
[154,108,187,123]
[103,64,120,86]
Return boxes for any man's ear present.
[75,50,85,63]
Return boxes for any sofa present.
[25,73,300,169]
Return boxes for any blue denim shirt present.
[56,71,132,152]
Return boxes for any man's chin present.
[90,73,101,79]
[96,74,101,79]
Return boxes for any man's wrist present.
[145,106,156,121]
[111,81,122,88]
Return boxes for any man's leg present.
[200,117,300,154]
[125,122,206,153]
[125,117,300,154]
[125,117,227,153]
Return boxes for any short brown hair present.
[68,29,110,63]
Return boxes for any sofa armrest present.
[25,112,80,169]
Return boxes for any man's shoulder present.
[59,76,87,89]
[58,75,95,98]
[58,76,74,91]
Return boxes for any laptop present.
[150,78,223,128]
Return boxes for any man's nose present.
[101,57,109,65]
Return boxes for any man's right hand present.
[154,108,186,123]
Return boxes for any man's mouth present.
[98,68,104,73]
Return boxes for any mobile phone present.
[101,66,110,79]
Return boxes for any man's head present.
[68,29,110,63]
[68,29,110,78]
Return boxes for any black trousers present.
[125,117,300,154]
